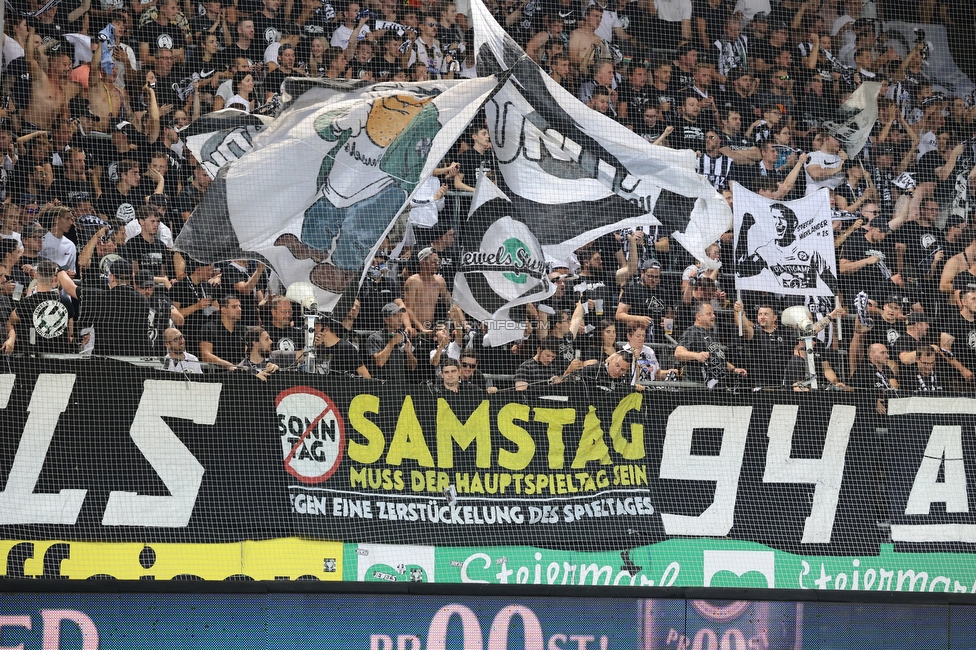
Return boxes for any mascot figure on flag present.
[274,94,440,292]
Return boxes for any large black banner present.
[0,359,912,554]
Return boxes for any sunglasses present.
[427,21,438,26]
[778,75,790,80]
[460,361,477,368]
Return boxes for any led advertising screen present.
[1,592,975,649]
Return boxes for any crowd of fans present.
[2,0,976,399]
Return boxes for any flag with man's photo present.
[822,81,882,158]
[176,77,498,312]
[469,0,732,269]
[731,182,838,297]
[453,176,555,346]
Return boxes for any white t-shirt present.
[39,233,78,272]
[804,150,845,195]
[588,2,624,42]
[162,352,203,373]
[732,0,769,21]
[331,23,370,50]
[125,220,174,248]
[655,0,692,22]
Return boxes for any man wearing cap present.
[403,246,452,334]
[161,327,203,372]
[718,70,759,126]
[366,302,417,380]
[616,259,678,343]
[3,260,78,354]
[78,257,155,356]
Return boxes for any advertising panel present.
[0,592,973,649]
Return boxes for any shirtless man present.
[403,246,452,333]
[568,4,604,76]
[88,41,132,130]
[22,30,80,132]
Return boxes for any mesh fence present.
[0,0,975,592]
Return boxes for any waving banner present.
[822,81,882,159]
[452,176,555,346]
[732,183,838,296]
[469,0,732,269]
[176,78,497,311]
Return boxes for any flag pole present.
[835,295,843,342]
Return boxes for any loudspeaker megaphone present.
[781,305,814,333]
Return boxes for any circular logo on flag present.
[276,387,345,483]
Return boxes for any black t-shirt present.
[97,185,142,223]
[750,325,793,386]
[850,362,897,391]
[782,346,836,387]
[677,324,728,384]
[865,317,905,352]
[252,13,287,46]
[457,147,495,187]
[944,312,976,373]
[619,279,678,342]
[717,88,758,122]
[122,235,169,278]
[617,80,653,126]
[896,222,944,279]
[79,285,154,356]
[13,289,73,353]
[200,319,246,365]
[675,120,706,149]
[317,338,364,375]
[839,232,897,299]
[366,56,401,82]
[169,277,218,353]
[138,22,188,56]
[890,331,932,368]
[267,323,303,352]
[572,272,614,329]
[50,175,97,205]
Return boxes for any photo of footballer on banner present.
[731,183,838,297]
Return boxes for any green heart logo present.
[502,238,529,284]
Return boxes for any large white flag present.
[177,78,497,311]
[732,182,838,297]
[469,0,731,269]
